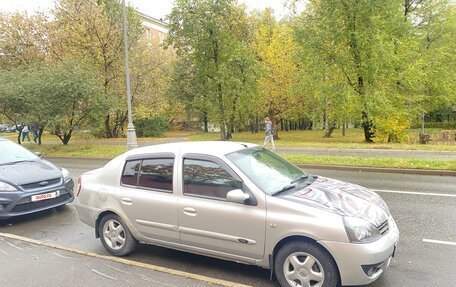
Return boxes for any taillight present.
[76,176,82,197]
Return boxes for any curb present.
[0,232,252,287]
[44,156,456,177]
[296,164,456,176]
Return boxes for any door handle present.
[183,207,197,216]
[121,197,133,205]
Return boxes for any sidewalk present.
[0,233,249,287]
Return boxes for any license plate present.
[31,191,60,202]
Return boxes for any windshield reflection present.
[0,140,38,165]
[226,148,306,195]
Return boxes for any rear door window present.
[121,160,141,186]
[138,158,174,192]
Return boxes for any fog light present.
[0,204,4,211]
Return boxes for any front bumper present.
[0,179,74,220]
[319,217,400,286]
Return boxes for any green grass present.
[282,155,456,171]
[187,129,456,150]
[3,128,455,170]
[26,144,127,158]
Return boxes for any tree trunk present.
[342,116,346,136]
[362,110,374,142]
[38,127,44,145]
[324,119,337,138]
[104,115,112,138]
[421,111,425,133]
[203,113,208,132]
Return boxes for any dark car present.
[0,138,74,220]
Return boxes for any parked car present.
[76,142,399,287]
[0,138,74,220]
[0,125,19,133]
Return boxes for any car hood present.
[280,176,390,227]
[0,160,62,186]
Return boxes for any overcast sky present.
[0,0,300,20]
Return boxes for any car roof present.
[123,141,258,158]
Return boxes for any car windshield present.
[0,140,39,165]
[226,147,307,196]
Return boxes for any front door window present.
[183,159,241,200]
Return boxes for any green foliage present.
[134,116,170,137]
[373,114,411,143]
[0,59,103,145]
[167,0,259,139]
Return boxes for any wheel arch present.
[95,210,118,238]
[271,235,341,283]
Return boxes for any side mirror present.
[34,152,42,158]
[226,189,250,204]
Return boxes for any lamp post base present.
[126,123,138,150]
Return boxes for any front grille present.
[11,193,72,213]
[20,178,62,190]
[378,220,389,235]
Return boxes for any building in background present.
[138,11,169,44]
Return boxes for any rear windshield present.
[0,140,39,165]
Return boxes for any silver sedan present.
[76,141,399,287]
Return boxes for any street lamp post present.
[122,0,138,150]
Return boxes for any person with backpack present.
[263,117,275,151]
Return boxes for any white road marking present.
[106,264,132,275]
[0,248,10,256]
[6,242,24,251]
[91,269,118,280]
[0,232,252,287]
[375,189,456,198]
[423,239,456,246]
[50,251,76,259]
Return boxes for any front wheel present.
[274,241,340,287]
[99,214,137,256]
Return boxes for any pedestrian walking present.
[21,125,31,143]
[30,124,39,143]
[262,117,275,151]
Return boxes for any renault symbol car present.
[76,141,399,287]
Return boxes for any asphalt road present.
[1,158,455,287]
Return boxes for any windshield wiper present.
[272,183,297,196]
[291,174,309,184]
[0,160,36,166]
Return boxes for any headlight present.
[0,181,17,192]
[344,216,382,243]
[61,168,71,182]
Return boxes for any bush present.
[373,114,410,143]
[419,132,432,144]
[134,116,169,137]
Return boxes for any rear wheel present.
[99,214,137,256]
[274,241,340,287]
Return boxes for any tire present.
[274,241,340,287]
[98,214,137,256]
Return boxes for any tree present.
[0,12,48,69]
[295,0,411,142]
[252,9,299,137]
[410,1,456,132]
[0,59,102,145]
[52,0,143,138]
[167,0,259,140]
